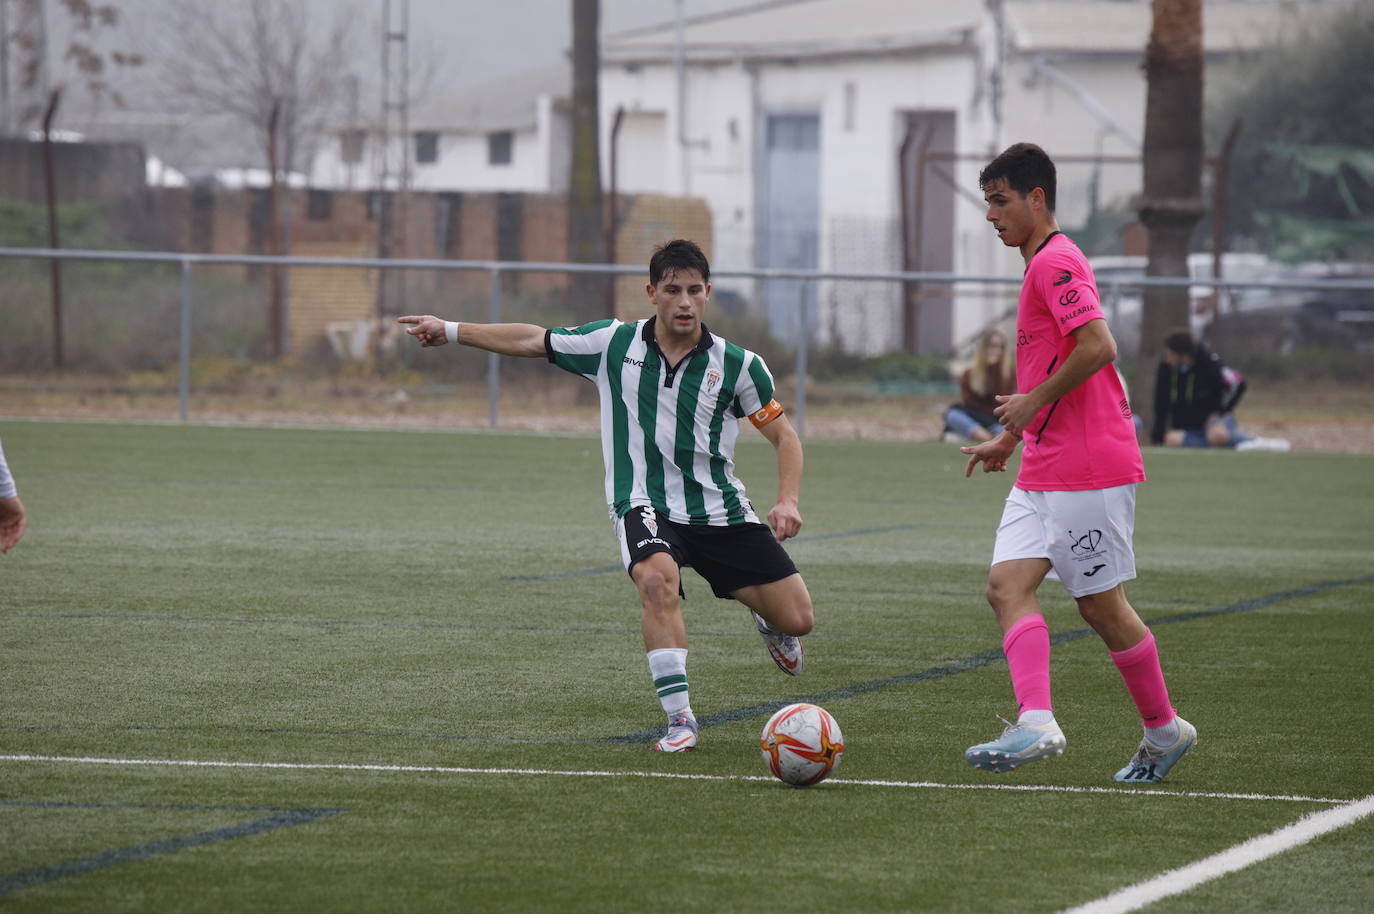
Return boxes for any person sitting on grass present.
[942,328,1016,443]
[1150,330,1289,452]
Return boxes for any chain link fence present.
[2,246,1372,436]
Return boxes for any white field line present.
[1061,793,1374,914]
[0,754,1349,805]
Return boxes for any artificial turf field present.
[0,418,1371,912]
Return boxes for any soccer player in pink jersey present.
[960,143,1196,783]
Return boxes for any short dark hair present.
[979,143,1057,212]
[649,239,711,286]
[1163,329,1196,355]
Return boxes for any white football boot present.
[753,612,804,675]
[653,713,699,752]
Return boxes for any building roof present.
[604,0,981,63]
[1006,1,1347,55]
[603,0,1353,63]
[408,61,570,134]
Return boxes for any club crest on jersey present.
[640,506,659,537]
[705,368,722,395]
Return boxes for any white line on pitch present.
[0,754,1349,806]
[1061,793,1374,914]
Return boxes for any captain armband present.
[748,399,784,429]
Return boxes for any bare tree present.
[568,0,609,318]
[5,0,142,132]
[152,0,357,357]
[1134,0,1204,432]
[154,0,356,176]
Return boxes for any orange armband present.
[748,399,784,429]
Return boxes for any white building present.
[599,0,1336,355]
[310,0,1345,355]
[310,62,571,194]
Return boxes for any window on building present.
[415,131,439,164]
[487,130,514,166]
[307,189,333,221]
[340,130,365,165]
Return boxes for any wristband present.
[443,321,461,345]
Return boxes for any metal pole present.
[793,279,811,437]
[179,259,193,422]
[488,268,502,429]
[42,88,63,369]
[674,0,689,193]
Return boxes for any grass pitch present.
[1,419,1371,912]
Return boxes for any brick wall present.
[0,136,714,355]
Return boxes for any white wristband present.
[443,321,461,345]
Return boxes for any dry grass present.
[2,373,1372,453]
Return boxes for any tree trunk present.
[1133,0,1205,435]
[568,0,609,319]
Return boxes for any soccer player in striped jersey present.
[960,144,1196,783]
[398,239,813,752]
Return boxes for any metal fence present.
[2,246,1372,435]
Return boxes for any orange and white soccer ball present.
[759,702,845,786]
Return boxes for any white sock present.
[647,648,691,718]
[1144,718,1180,746]
[1018,709,1056,726]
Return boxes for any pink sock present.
[1003,614,1052,715]
[1110,629,1177,727]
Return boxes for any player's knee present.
[635,566,679,610]
[1075,591,1129,628]
[782,604,814,637]
[985,579,1014,613]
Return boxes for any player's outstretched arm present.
[396,315,548,358]
[757,413,803,542]
[0,495,27,554]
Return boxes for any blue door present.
[760,114,820,343]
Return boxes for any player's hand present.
[0,496,27,554]
[397,315,449,347]
[767,498,802,543]
[961,435,1016,478]
[992,393,1041,436]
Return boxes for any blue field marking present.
[0,800,345,897]
[608,572,1374,743]
[506,522,928,581]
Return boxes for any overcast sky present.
[11,0,774,167]
[393,0,759,89]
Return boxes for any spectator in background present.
[1150,330,1289,452]
[943,328,1016,443]
[0,437,27,554]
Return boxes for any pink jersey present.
[1014,232,1145,491]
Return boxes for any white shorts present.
[991,484,1138,598]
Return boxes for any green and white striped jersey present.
[545,317,782,526]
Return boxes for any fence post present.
[178,259,193,422]
[793,278,812,437]
[488,268,502,429]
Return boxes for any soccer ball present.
[759,702,844,787]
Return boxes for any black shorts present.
[614,505,799,599]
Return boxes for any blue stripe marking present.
[0,803,344,897]
[608,573,1374,743]
[505,522,927,582]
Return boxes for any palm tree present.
[568,0,609,317]
[1134,0,1205,432]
